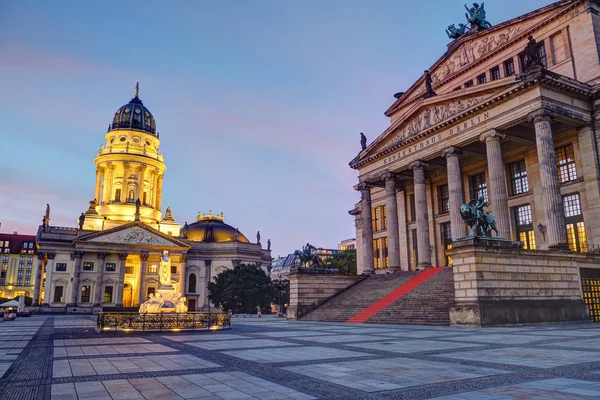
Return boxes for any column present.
[140,166,147,204]
[397,190,409,271]
[528,109,569,249]
[32,253,45,306]
[69,251,84,306]
[121,163,129,203]
[138,253,149,305]
[441,147,466,241]
[203,260,211,311]
[156,173,164,210]
[480,130,511,238]
[383,173,401,271]
[409,161,432,268]
[115,253,128,307]
[42,254,54,306]
[358,182,375,274]
[152,170,159,209]
[94,169,101,203]
[103,163,115,204]
[93,252,107,306]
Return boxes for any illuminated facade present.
[350,0,600,274]
[34,86,271,312]
[0,233,36,300]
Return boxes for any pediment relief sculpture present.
[87,227,178,246]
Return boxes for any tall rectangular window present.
[514,205,536,250]
[471,173,488,202]
[105,263,116,272]
[564,193,587,253]
[104,286,113,303]
[409,194,416,222]
[508,160,529,195]
[371,205,387,231]
[556,144,577,183]
[81,285,91,303]
[125,267,133,274]
[147,287,156,298]
[82,262,94,271]
[438,185,450,214]
[382,237,389,268]
[490,66,501,81]
[148,265,157,273]
[504,58,515,76]
[372,207,380,231]
[114,188,121,202]
[477,73,487,84]
[441,223,453,266]
[171,266,177,274]
[53,286,64,303]
[373,239,381,269]
[411,229,418,269]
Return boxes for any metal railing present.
[96,312,231,332]
[97,147,164,162]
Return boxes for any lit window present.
[382,237,388,268]
[148,265,157,273]
[105,263,116,272]
[83,262,94,271]
[438,185,450,214]
[556,144,577,183]
[441,222,453,266]
[563,193,587,253]
[125,267,133,274]
[373,239,381,269]
[81,286,91,303]
[53,286,64,303]
[514,205,535,250]
[471,173,488,202]
[104,286,113,303]
[508,160,529,195]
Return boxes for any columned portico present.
[441,147,465,241]
[115,253,128,307]
[358,182,375,274]
[69,251,84,306]
[528,109,569,249]
[480,130,510,239]
[409,161,432,269]
[384,173,401,271]
[33,253,45,306]
[93,252,107,306]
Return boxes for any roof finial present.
[135,82,139,98]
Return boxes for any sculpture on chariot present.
[446,2,492,40]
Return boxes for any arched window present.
[188,273,197,293]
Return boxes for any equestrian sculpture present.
[459,196,499,237]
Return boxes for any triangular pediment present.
[77,222,190,249]
[385,0,579,116]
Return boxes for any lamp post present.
[272,279,289,318]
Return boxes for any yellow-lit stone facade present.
[0,234,37,300]
[34,87,272,313]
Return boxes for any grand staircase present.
[301,267,455,325]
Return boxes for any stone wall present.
[287,270,363,320]
[448,239,595,326]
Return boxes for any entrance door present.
[188,299,196,312]
[123,284,133,307]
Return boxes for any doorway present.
[123,284,133,307]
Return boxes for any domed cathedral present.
[34,84,272,314]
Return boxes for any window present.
[104,286,113,303]
[114,188,121,201]
[504,58,515,76]
[409,194,416,222]
[148,265,157,273]
[411,229,418,269]
[373,239,381,269]
[464,80,474,88]
[143,192,148,204]
[508,160,529,195]
[56,263,67,272]
[147,287,155,299]
[441,223,453,266]
[454,86,462,91]
[490,66,501,81]
[519,42,548,70]
[188,273,197,293]
[564,193,587,253]
[477,73,487,84]
[471,173,488,202]
[105,263,116,272]
[83,262,94,271]
[53,286,64,302]
[514,205,536,250]
[556,144,577,183]
[125,267,133,274]
[27,255,33,264]
[382,237,389,268]
[371,205,387,231]
[372,207,380,232]
[438,185,450,214]
[171,266,177,274]
[81,286,91,303]
[2,256,7,263]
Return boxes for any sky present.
[0,0,552,257]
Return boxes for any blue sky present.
[0,0,551,256]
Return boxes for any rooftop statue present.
[78,213,85,230]
[460,196,499,237]
[360,132,367,150]
[523,36,545,72]
[446,23,467,39]
[424,70,436,98]
[465,2,492,30]
[256,231,261,244]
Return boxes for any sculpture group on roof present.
[447,3,492,40]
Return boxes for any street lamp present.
[272,279,288,318]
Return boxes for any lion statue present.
[460,196,499,237]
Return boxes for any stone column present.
[157,173,164,211]
[42,254,55,306]
[115,253,128,307]
[203,260,211,311]
[409,161,432,268]
[32,253,45,306]
[69,251,84,306]
[480,130,511,238]
[140,166,147,204]
[151,170,159,209]
[441,147,465,241]
[121,163,130,203]
[94,169,102,203]
[138,253,149,305]
[93,252,107,306]
[397,190,409,271]
[528,110,569,249]
[359,182,375,274]
[104,163,115,204]
[384,173,401,271]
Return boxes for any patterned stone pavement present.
[0,315,600,399]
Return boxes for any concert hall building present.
[350,0,600,274]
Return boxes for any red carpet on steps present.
[346,267,445,323]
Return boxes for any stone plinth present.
[448,238,592,326]
[287,269,363,320]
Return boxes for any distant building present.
[271,247,342,280]
[338,238,356,251]
[269,257,287,280]
[0,232,37,300]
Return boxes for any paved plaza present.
[0,316,599,399]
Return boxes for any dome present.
[185,212,249,243]
[110,94,157,136]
